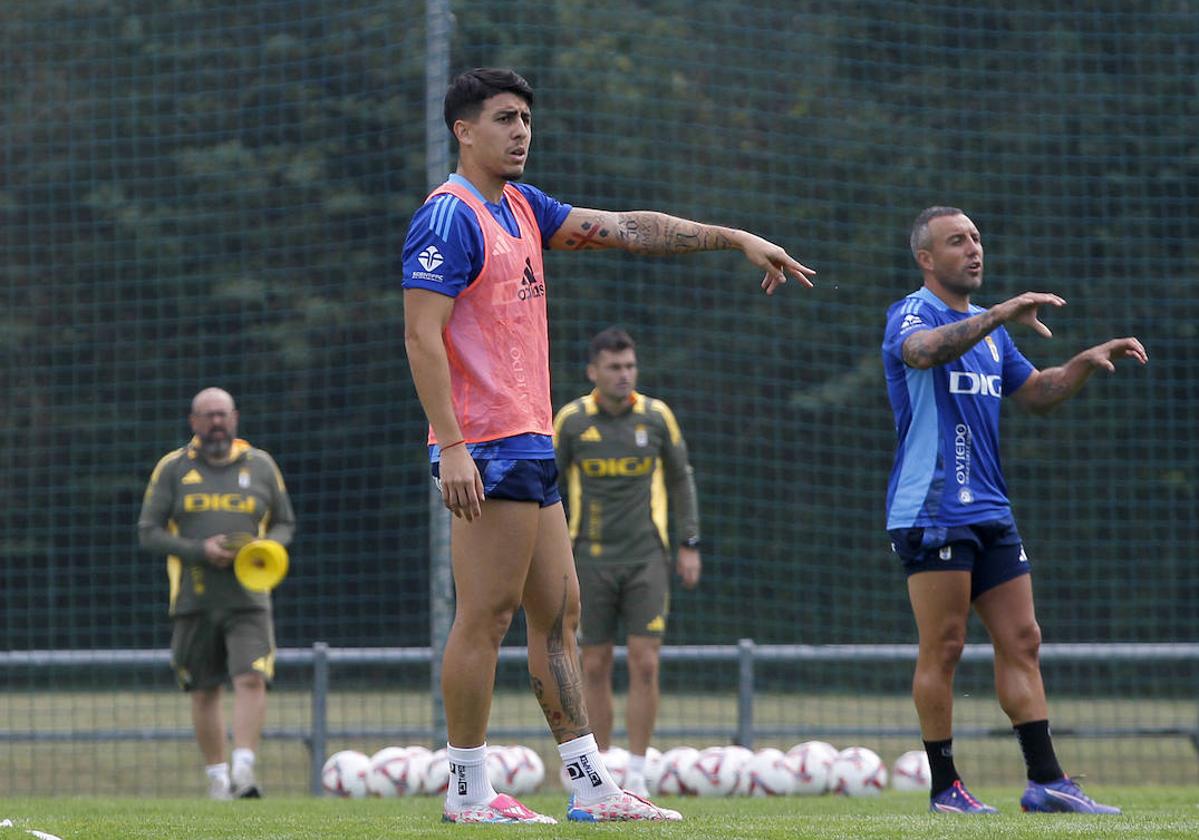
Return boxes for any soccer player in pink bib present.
[402,68,813,824]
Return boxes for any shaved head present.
[191,387,235,415]
[189,387,239,461]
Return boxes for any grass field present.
[1,788,1197,839]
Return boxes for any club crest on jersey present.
[239,469,251,488]
[958,487,974,504]
[939,545,953,560]
[635,425,648,447]
[417,245,443,272]
[984,335,1000,362]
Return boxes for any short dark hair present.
[443,68,534,133]
[910,206,966,259]
[589,327,636,362]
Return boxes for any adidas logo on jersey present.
[899,313,925,332]
[181,469,203,485]
[579,426,602,442]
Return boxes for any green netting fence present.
[1,0,1196,796]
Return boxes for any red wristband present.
[440,439,466,451]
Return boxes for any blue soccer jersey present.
[401,174,572,298]
[401,174,572,462]
[882,287,1035,529]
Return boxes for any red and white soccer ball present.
[891,749,931,792]
[321,749,371,798]
[829,746,888,796]
[601,747,631,787]
[367,746,430,797]
[419,747,450,795]
[639,746,662,785]
[785,740,838,794]
[742,748,796,796]
[646,746,699,796]
[487,744,545,795]
[682,746,746,796]
[722,746,756,795]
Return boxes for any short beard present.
[937,271,982,297]
[200,437,232,460]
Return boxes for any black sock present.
[1014,719,1064,784]
[923,738,960,796]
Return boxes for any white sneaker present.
[208,775,232,801]
[443,794,557,824]
[567,790,683,822]
[231,764,261,799]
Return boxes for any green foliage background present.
[1,0,1195,666]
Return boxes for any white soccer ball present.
[322,749,372,798]
[785,740,838,794]
[682,746,745,796]
[646,746,699,796]
[742,748,796,796]
[600,747,630,787]
[638,746,663,786]
[891,749,931,792]
[419,748,450,796]
[368,746,430,797]
[721,746,756,795]
[829,746,888,796]
[487,745,545,795]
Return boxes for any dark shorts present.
[889,517,1030,601]
[432,458,561,508]
[171,609,276,691]
[577,556,671,645]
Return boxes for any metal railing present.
[2,641,1196,795]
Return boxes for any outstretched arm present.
[1010,337,1148,414]
[548,207,815,295]
[902,291,1066,369]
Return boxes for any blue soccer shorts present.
[889,517,1029,601]
[432,458,561,508]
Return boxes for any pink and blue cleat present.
[442,793,557,824]
[929,780,999,814]
[1020,777,1121,814]
[566,790,683,822]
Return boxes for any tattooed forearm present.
[902,311,1000,369]
[1022,361,1093,414]
[615,212,736,254]
[562,211,735,254]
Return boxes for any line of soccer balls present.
[321,742,933,798]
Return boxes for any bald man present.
[138,388,295,799]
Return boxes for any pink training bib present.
[426,182,552,445]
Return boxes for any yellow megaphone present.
[234,539,289,593]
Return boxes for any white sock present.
[231,748,255,774]
[627,753,646,777]
[205,762,230,785]
[446,743,497,808]
[559,734,621,803]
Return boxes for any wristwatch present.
[681,536,701,549]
